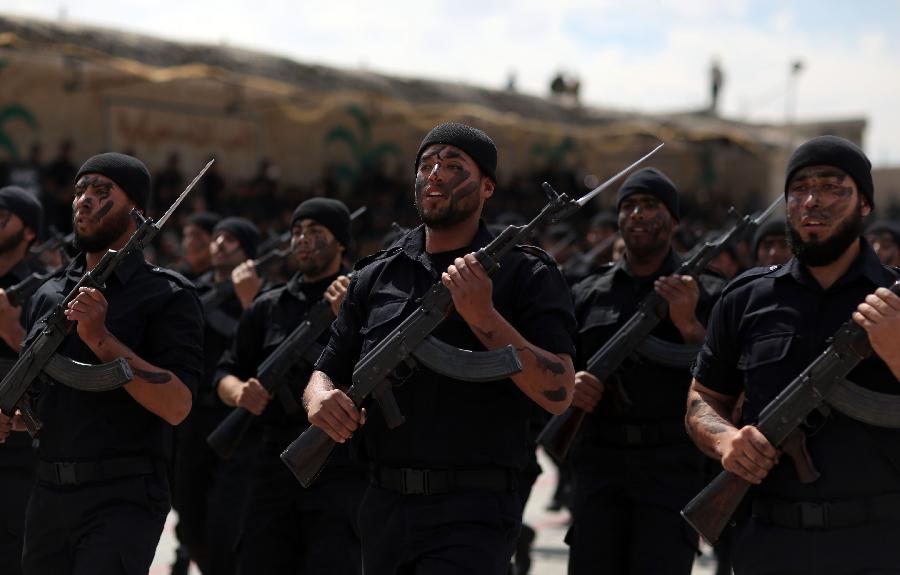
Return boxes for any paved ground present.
[151,449,721,574]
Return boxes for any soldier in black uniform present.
[687,136,900,574]
[752,216,791,267]
[0,152,204,575]
[866,219,900,267]
[216,197,366,574]
[0,186,43,575]
[567,168,722,575]
[179,211,220,280]
[172,216,261,575]
[304,122,577,574]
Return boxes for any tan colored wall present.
[0,48,777,215]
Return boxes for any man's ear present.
[23,227,36,245]
[482,177,495,200]
[861,195,872,218]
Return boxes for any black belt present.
[371,466,517,496]
[752,493,900,530]
[37,457,163,487]
[592,421,688,446]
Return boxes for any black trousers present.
[358,485,521,575]
[731,516,900,574]
[0,437,35,575]
[236,444,365,575]
[22,473,169,575]
[173,405,255,575]
[568,443,702,575]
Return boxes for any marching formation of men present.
[0,124,897,575]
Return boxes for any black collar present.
[8,258,33,282]
[286,268,346,301]
[613,249,681,281]
[397,220,495,263]
[768,238,892,290]
[65,248,144,286]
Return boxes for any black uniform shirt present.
[22,250,203,463]
[215,270,342,435]
[694,240,900,500]
[195,270,244,404]
[316,221,577,471]
[571,251,723,429]
[0,258,35,360]
[1,258,39,455]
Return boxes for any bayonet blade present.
[753,195,783,227]
[576,143,665,207]
[350,206,367,221]
[156,159,215,228]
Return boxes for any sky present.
[4,0,900,165]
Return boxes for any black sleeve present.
[143,286,204,397]
[215,297,268,386]
[315,273,365,388]
[692,290,742,397]
[511,256,577,358]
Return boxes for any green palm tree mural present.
[324,105,401,184]
[0,104,39,161]
[530,136,577,168]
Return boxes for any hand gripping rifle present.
[280,144,665,487]
[199,207,368,337]
[0,160,213,436]
[681,280,900,544]
[206,276,353,460]
[537,196,783,461]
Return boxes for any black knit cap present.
[785,135,874,209]
[752,216,787,254]
[75,152,151,211]
[291,198,351,248]
[616,167,680,221]
[186,211,221,235]
[0,185,43,236]
[415,122,497,181]
[866,220,900,245]
[213,217,261,259]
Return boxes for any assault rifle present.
[6,229,75,308]
[280,144,665,487]
[0,160,213,435]
[681,280,900,544]
[537,196,783,461]
[206,278,351,460]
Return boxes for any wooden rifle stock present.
[681,470,751,545]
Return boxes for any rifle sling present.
[411,336,523,382]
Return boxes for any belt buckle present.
[624,426,642,444]
[401,468,429,495]
[55,462,78,486]
[798,501,829,529]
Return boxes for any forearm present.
[0,323,24,351]
[216,374,244,407]
[303,370,337,410]
[685,379,739,460]
[467,308,575,414]
[675,318,706,344]
[88,332,192,425]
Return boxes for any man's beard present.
[788,202,864,267]
[73,207,132,253]
[414,179,481,230]
[624,219,671,262]
[296,238,339,277]
[0,228,24,255]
